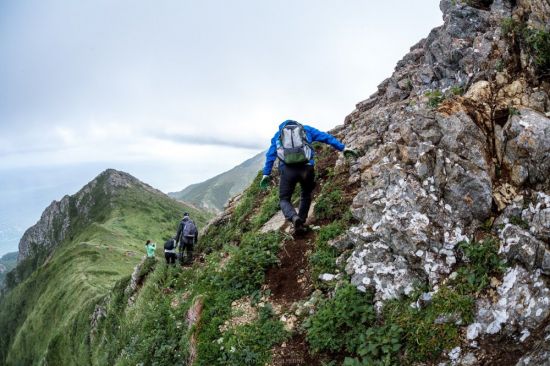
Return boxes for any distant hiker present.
[260,120,357,232]
[164,237,177,265]
[175,213,198,265]
[145,240,157,258]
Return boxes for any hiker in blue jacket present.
[260,120,357,232]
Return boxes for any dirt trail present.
[265,225,322,366]
[265,229,315,305]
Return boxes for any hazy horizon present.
[0,0,443,256]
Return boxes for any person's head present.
[183,212,190,219]
[146,239,151,245]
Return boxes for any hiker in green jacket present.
[145,240,157,258]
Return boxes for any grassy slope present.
[88,145,507,366]
[81,145,348,366]
[0,148,505,365]
[0,178,211,366]
[0,252,17,287]
[169,151,265,213]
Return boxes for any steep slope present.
[0,252,17,289]
[0,169,211,365]
[169,151,265,213]
[83,1,550,366]
[1,1,549,365]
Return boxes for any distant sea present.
[0,164,110,257]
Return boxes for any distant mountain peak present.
[17,169,164,263]
[169,151,265,213]
[93,168,162,196]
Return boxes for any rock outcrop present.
[330,0,549,363]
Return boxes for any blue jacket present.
[262,120,345,176]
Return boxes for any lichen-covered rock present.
[501,108,550,188]
[467,266,550,339]
[516,324,550,366]
[522,192,550,242]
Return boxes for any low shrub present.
[304,284,375,354]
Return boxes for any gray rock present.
[469,266,550,337]
[516,325,550,366]
[522,192,550,242]
[502,108,550,188]
[499,224,548,272]
[259,211,286,233]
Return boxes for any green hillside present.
[0,170,211,365]
[0,252,17,288]
[47,144,359,366]
[169,151,265,213]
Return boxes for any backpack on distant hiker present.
[164,239,176,250]
[182,219,198,238]
[276,121,313,165]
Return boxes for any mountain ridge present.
[0,168,211,364]
[1,0,549,365]
[169,151,265,213]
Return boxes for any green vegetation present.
[304,238,507,365]
[199,172,278,250]
[90,170,288,366]
[0,252,18,289]
[501,18,550,74]
[343,324,403,366]
[0,172,209,365]
[425,90,445,108]
[304,284,375,354]
[455,238,507,294]
[384,285,473,362]
[215,305,287,366]
[509,215,529,230]
[508,106,521,116]
[0,146,510,366]
[424,84,465,109]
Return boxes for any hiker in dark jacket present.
[175,213,198,265]
[163,237,177,265]
[260,120,357,232]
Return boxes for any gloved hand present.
[259,175,271,190]
[343,148,359,159]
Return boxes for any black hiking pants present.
[279,164,316,222]
[165,252,177,264]
[179,237,194,264]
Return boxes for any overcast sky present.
[0,0,442,193]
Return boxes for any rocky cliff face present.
[17,169,163,261]
[327,0,549,364]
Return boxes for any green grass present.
[0,179,207,365]
[0,252,18,281]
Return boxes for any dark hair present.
[146,239,151,245]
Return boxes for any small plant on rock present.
[425,90,445,108]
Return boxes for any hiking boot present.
[291,215,304,229]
